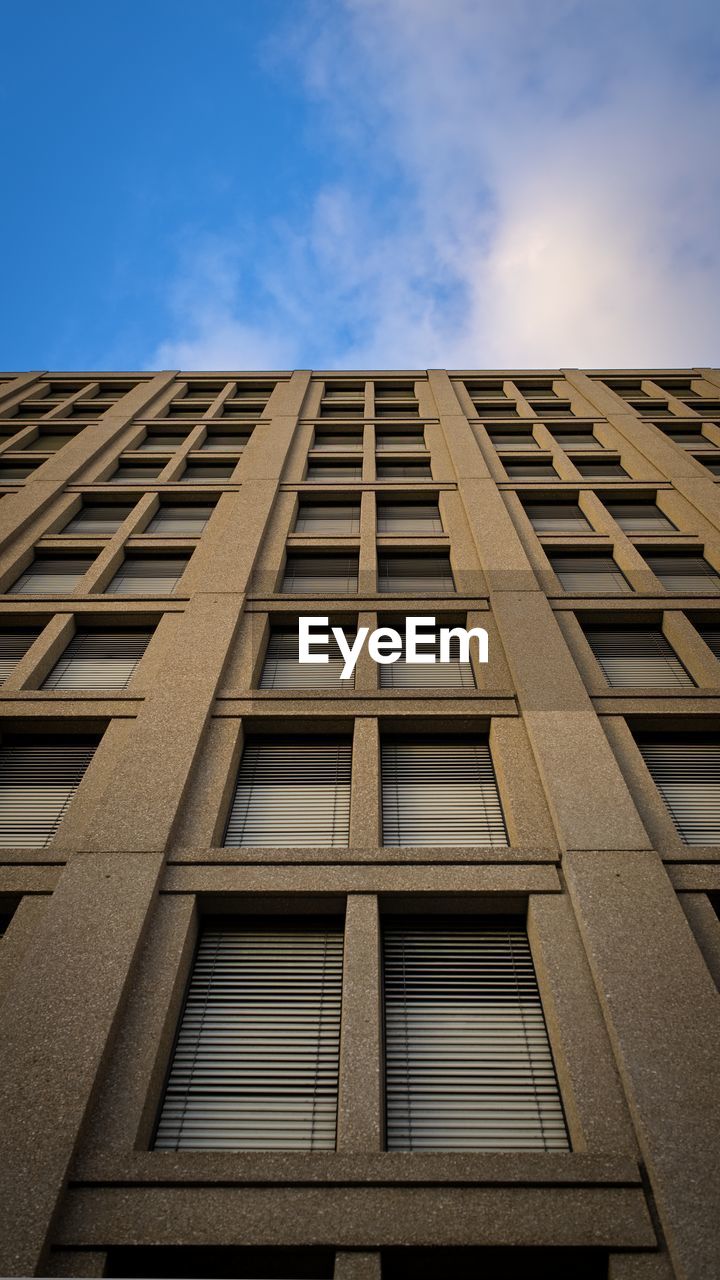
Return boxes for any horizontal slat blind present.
[106,556,188,594]
[146,505,214,534]
[0,631,40,681]
[696,627,720,659]
[488,432,538,450]
[64,505,134,534]
[605,503,673,531]
[524,503,590,532]
[376,462,432,479]
[643,552,720,591]
[10,557,93,594]
[0,742,96,847]
[384,927,568,1151]
[295,503,360,534]
[306,463,363,480]
[378,554,454,593]
[155,925,343,1150]
[380,634,474,688]
[225,742,351,847]
[639,742,720,845]
[260,629,354,689]
[282,554,358,594]
[376,503,442,533]
[382,742,507,847]
[551,431,601,448]
[43,631,152,690]
[585,628,693,688]
[376,433,426,450]
[550,554,629,593]
[182,464,235,481]
[111,465,161,481]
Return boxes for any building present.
[0,366,718,1280]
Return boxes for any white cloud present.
[150,0,720,369]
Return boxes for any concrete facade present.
[0,367,717,1279]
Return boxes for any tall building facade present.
[0,367,718,1280]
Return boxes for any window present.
[181,462,236,483]
[473,401,520,419]
[43,629,153,689]
[0,630,41,681]
[282,553,358,594]
[294,501,360,534]
[527,399,572,417]
[146,504,214,535]
[488,431,538,451]
[110,463,163,483]
[105,555,189,595]
[381,740,507,846]
[379,626,475,688]
[549,552,630,593]
[378,553,454,593]
[199,432,249,452]
[0,738,98,847]
[305,460,362,482]
[603,501,675,532]
[154,922,343,1152]
[502,460,557,480]
[643,551,720,592]
[551,429,602,449]
[524,502,591,533]
[312,430,362,451]
[376,431,425,451]
[19,432,76,453]
[318,401,364,418]
[384,922,567,1150]
[62,503,135,535]
[376,460,432,480]
[584,627,693,687]
[260,627,354,688]
[697,456,720,476]
[377,501,442,533]
[224,740,351,846]
[0,465,35,481]
[10,556,94,595]
[663,427,713,448]
[136,433,187,452]
[694,623,720,659]
[639,739,720,844]
[691,399,720,417]
[573,459,628,479]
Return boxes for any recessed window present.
[473,400,521,419]
[305,460,362,482]
[527,399,572,417]
[9,556,94,595]
[376,460,432,480]
[105,555,189,595]
[662,427,713,448]
[377,553,454,593]
[488,431,538,451]
[312,430,363,451]
[181,462,236,483]
[145,504,215,535]
[583,626,693,687]
[573,459,628,479]
[603,500,675,532]
[43,629,153,690]
[199,431,250,452]
[693,621,720,659]
[551,429,602,450]
[282,553,358,593]
[639,738,720,844]
[376,430,426,451]
[110,463,163,483]
[0,736,99,847]
[318,401,364,418]
[19,432,76,453]
[377,501,442,533]
[260,625,355,688]
[378,622,475,688]
[381,740,507,846]
[524,502,591,533]
[294,501,360,534]
[502,460,557,480]
[225,740,351,846]
[696,456,720,475]
[0,630,41,682]
[62,503,135,535]
[135,433,187,453]
[548,552,630,593]
[643,551,720,592]
[0,464,35,481]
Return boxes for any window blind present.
[376,432,426,451]
[380,632,475,688]
[639,741,720,845]
[382,741,507,847]
[146,505,214,535]
[574,460,627,478]
[378,553,454,593]
[376,462,432,479]
[643,552,720,592]
[0,631,40,681]
[551,431,602,449]
[0,741,96,847]
[664,430,709,448]
[696,626,720,659]
[312,432,363,451]
[43,630,152,690]
[604,502,674,532]
[136,433,187,452]
[282,554,358,594]
[585,628,693,688]
[155,925,343,1151]
[63,504,134,535]
[524,503,590,532]
[21,433,75,453]
[503,462,557,479]
[305,462,362,481]
[111,465,162,482]
[294,503,360,534]
[225,741,351,847]
[383,925,568,1151]
[200,434,249,451]
[549,553,630,593]
[376,502,442,533]
[10,556,94,594]
[260,628,354,689]
[106,555,188,595]
[181,464,235,482]
[488,432,538,450]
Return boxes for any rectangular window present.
[305,461,362,481]
[10,556,94,595]
[111,463,163,483]
[282,553,358,593]
[694,623,720,658]
[312,430,363,451]
[524,502,591,532]
[376,501,442,533]
[379,627,475,688]
[0,738,98,847]
[527,399,572,417]
[488,431,538,451]
[663,428,712,448]
[697,456,720,476]
[381,740,507,846]
[43,629,153,690]
[294,501,360,534]
[378,553,454,593]
[225,740,351,846]
[473,401,521,419]
[584,627,693,687]
[105,555,189,595]
[376,431,426,451]
[154,922,343,1151]
[376,460,432,480]
[0,465,35,481]
[551,429,602,449]
[146,504,214,535]
[604,501,675,532]
[62,503,135,535]
[643,552,720,592]
[199,432,250,452]
[136,433,187,452]
[0,631,41,682]
[639,739,720,844]
[549,553,630,593]
[573,459,628,479]
[260,627,354,688]
[383,922,568,1150]
[181,462,236,482]
[502,460,557,480]
[19,433,76,453]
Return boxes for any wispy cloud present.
[150,0,720,369]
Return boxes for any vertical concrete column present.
[336,894,383,1152]
[349,718,380,848]
[334,1250,382,1279]
[564,850,720,1280]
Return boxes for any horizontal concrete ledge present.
[667,863,720,889]
[160,864,561,895]
[166,846,560,864]
[212,698,519,718]
[0,866,61,892]
[56,1184,656,1250]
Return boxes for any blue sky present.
[2,0,719,371]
